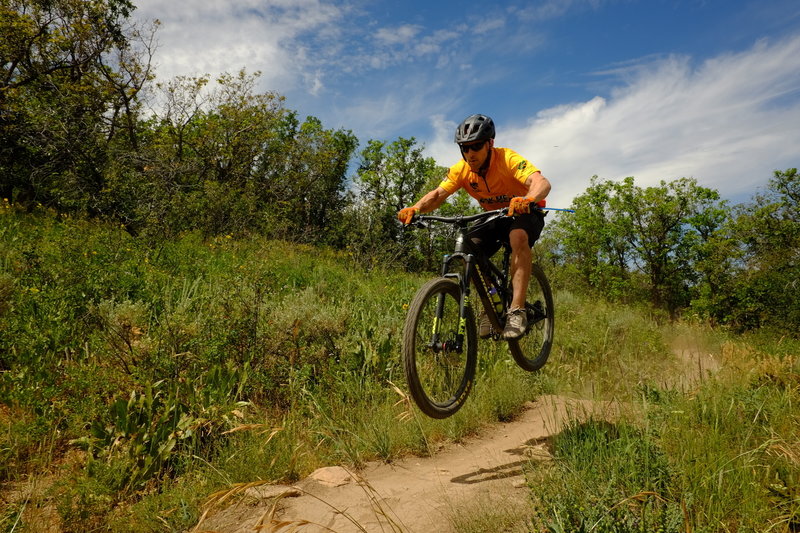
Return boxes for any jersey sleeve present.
[438,165,463,193]
[506,151,540,185]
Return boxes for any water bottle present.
[489,286,502,313]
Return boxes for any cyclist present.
[397,114,551,340]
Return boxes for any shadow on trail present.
[449,435,553,485]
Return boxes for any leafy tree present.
[348,137,446,269]
[356,137,438,217]
[619,177,723,313]
[549,177,635,299]
[260,115,358,242]
[553,176,726,314]
[716,168,800,331]
[0,0,152,212]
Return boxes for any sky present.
[131,0,800,209]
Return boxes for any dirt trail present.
[195,339,716,533]
[195,395,618,533]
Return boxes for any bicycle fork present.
[427,252,477,353]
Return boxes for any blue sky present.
[132,0,800,209]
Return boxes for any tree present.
[552,176,726,314]
[260,115,358,242]
[619,177,723,313]
[549,177,635,299]
[717,168,800,331]
[0,0,153,212]
[347,137,446,269]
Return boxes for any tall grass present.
[499,327,800,533]
[0,208,548,531]
[2,207,798,532]
[546,289,675,400]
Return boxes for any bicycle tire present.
[508,264,554,372]
[402,277,477,419]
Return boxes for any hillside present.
[1,209,798,532]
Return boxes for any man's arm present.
[523,171,551,202]
[508,171,552,216]
[398,186,453,224]
[413,186,453,213]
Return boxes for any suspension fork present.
[430,252,475,352]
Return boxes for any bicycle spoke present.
[509,264,553,372]
[402,278,477,418]
[415,292,464,404]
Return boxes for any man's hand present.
[398,206,419,224]
[508,196,536,216]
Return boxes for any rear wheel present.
[402,278,477,419]
[508,264,554,372]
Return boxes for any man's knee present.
[509,228,530,250]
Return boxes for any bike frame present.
[418,209,515,352]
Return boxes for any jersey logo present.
[517,161,527,170]
[479,195,511,205]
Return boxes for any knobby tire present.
[402,278,477,419]
[508,264,554,372]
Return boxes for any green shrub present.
[528,418,682,533]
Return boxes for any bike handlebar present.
[412,208,509,226]
[411,205,575,224]
[409,206,574,228]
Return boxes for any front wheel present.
[402,278,477,419]
[508,264,554,372]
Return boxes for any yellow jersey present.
[438,147,545,211]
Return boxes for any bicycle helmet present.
[454,114,495,144]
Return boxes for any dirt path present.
[194,395,618,533]
[194,338,717,533]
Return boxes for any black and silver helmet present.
[454,114,495,144]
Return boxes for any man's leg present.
[509,227,531,310]
[504,213,543,339]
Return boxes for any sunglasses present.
[459,141,487,153]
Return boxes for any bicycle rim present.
[508,264,554,372]
[402,278,477,419]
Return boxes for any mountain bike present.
[401,208,554,419]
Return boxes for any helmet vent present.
[454,114,495,144]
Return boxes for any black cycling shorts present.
[466,211,545,259]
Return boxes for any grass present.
[0,208,546,531]
[462,325,800,533]
[1,207,798,532]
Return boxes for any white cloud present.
[133,0,344,92]
[515,0,607,22]
[425,115,459,168]
[374,24,422,46]
[472,16,506,34]
[130,1,800,214]
[425,35,800,209]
